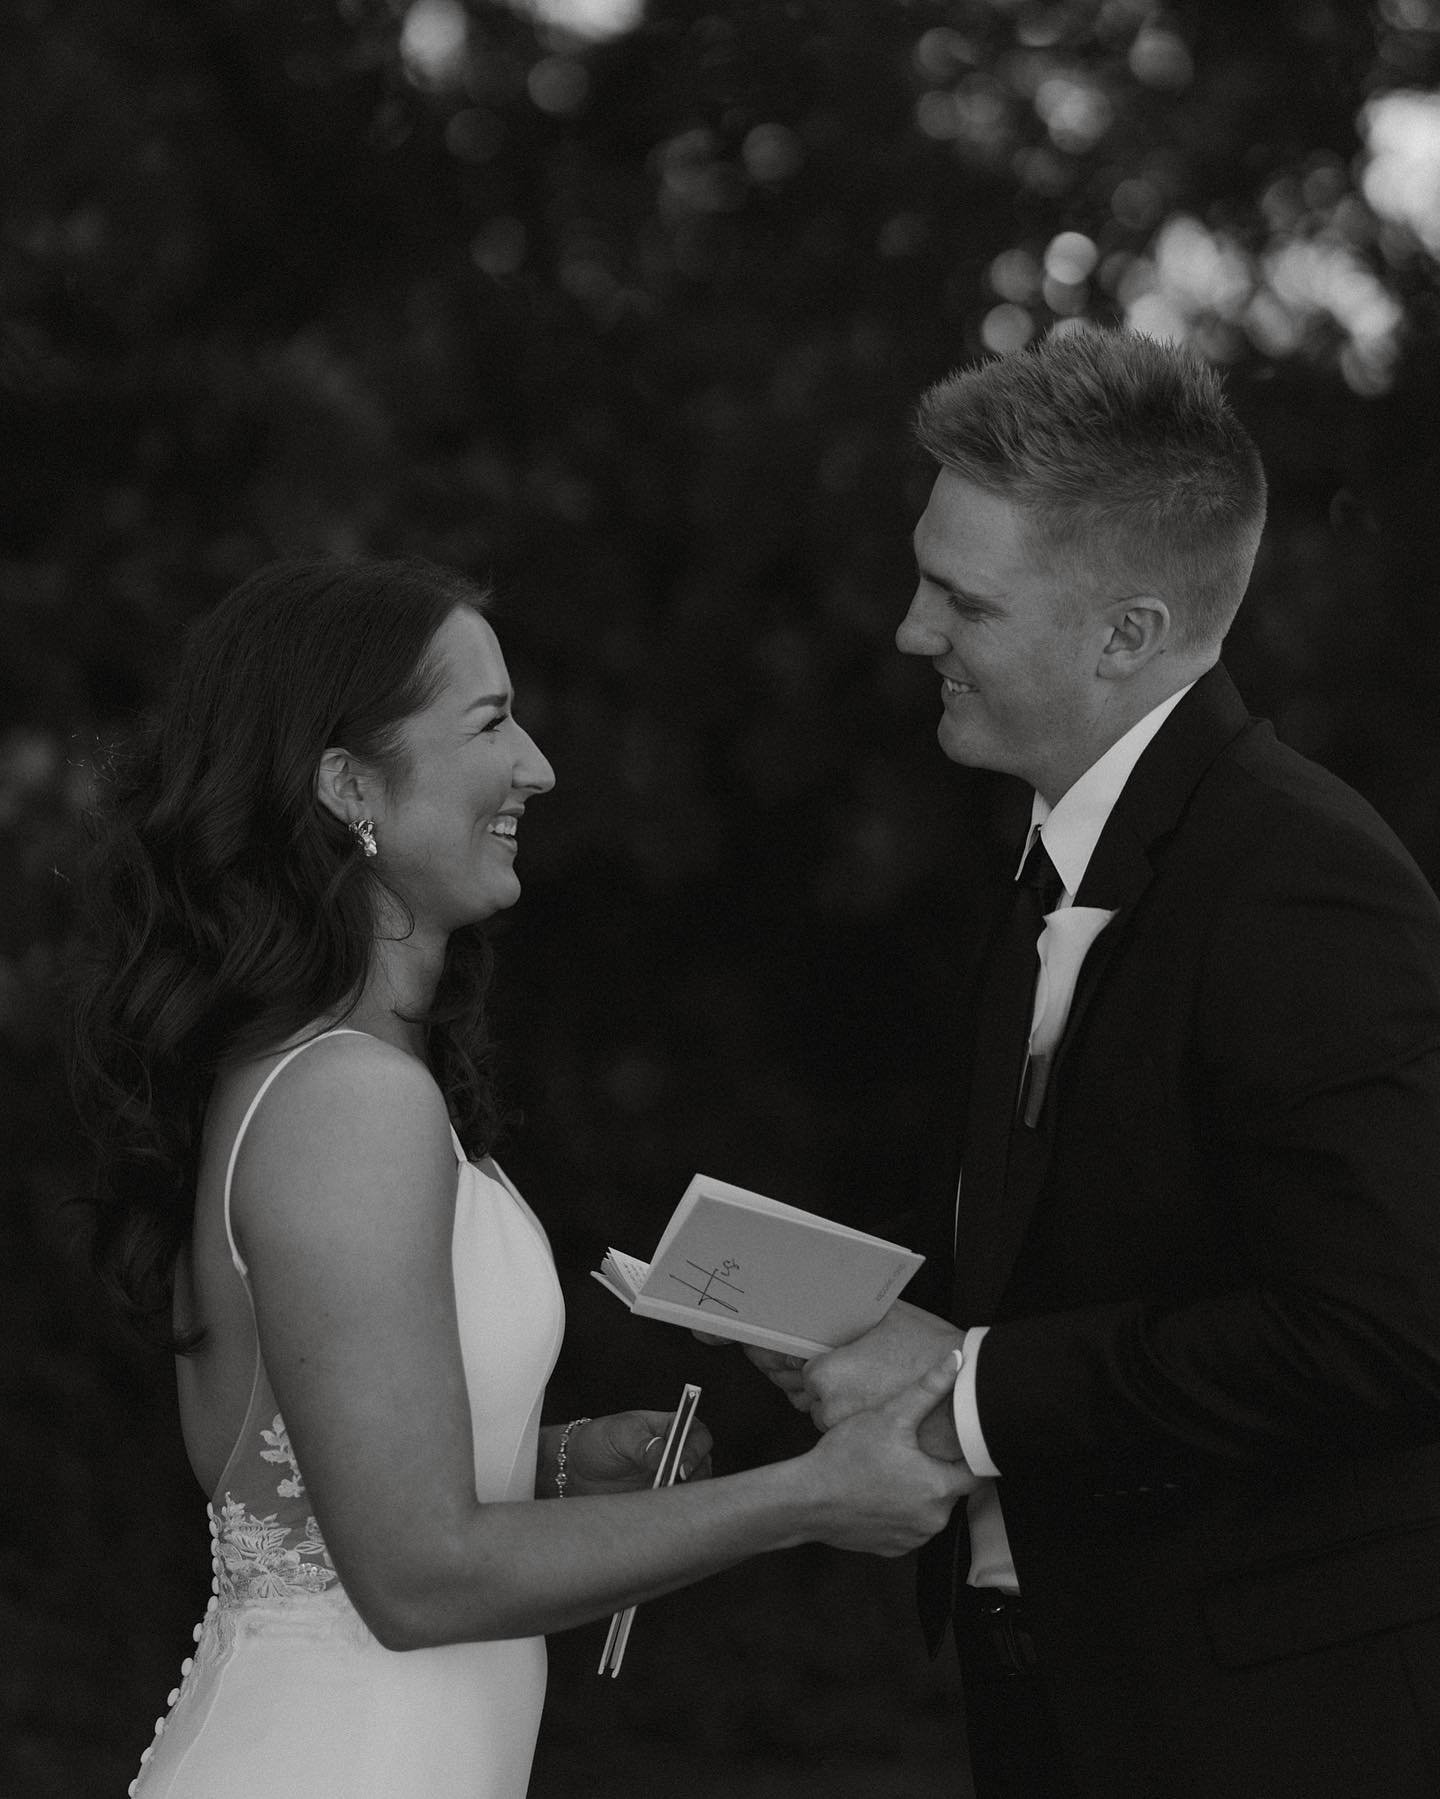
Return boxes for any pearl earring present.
[349,818,378,858]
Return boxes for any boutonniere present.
[1021,906,1118,1126]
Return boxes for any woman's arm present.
[233,1035,970,1651]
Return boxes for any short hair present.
[913,327,1267,650]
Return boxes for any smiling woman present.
[312,605,554,957]
[64,556,973,1799]
[71,556,523,1314]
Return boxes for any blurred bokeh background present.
[5,0,1440,1792]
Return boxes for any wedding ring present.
[643,1435,663,1455]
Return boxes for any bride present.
[69,556,974,1798]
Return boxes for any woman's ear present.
[314,747,372,825]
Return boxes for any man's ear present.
[1097,595,1171,680]
[314,747,374,825]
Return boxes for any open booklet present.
[591,1173,924,1356]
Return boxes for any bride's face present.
[372,608,554,932]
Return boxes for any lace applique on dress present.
[213,1411,338,1606]
[259,1414,308,1501]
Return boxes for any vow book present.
[592,1173,924,1356]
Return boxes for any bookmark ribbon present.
[597,1382,702,1677]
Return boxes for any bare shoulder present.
[230,1032,457,1267]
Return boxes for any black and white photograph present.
[6,2,1440,1794]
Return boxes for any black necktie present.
[920,835,1065,1651]
[952,833,1064,1319]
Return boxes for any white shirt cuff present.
[952,1324,1001,1478]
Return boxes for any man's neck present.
[1034,660,1214,806]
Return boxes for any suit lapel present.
[1051,664,1254,1088]
[958,665,1256,1320]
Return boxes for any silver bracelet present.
[555,1416,592,1497]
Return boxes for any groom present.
[757,329,1440,1795]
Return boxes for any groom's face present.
[898,470,1110,802]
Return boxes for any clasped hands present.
[570,1302,971,1500]
[745,1301,970,1466]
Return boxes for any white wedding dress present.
[130,1031,565,1797]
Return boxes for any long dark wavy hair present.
[69,557,504,1348]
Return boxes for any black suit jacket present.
[921,666,1440,1796]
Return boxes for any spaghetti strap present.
[221,1028,370,1278]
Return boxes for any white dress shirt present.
[952,682,1196,1592]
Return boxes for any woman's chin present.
[467,874,523,924]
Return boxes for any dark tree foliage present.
[3,1,1439,1791]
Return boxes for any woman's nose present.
[516,728,556,795]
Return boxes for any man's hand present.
[915,1397,964,1462]
[742,1343,815,1410]
[745,1303,967,1462]
[806,1302,962,1428]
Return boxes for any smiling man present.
[903,465,1230,808]
[752,328,1440,1797]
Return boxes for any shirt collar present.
[1022,683,1197,901]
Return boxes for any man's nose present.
[895,591,949,658]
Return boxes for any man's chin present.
[936,713,988,768]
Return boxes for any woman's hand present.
[793,1350,979,1556]
[555,1410,714,1498]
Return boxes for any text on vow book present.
[591,1174,924,1357]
